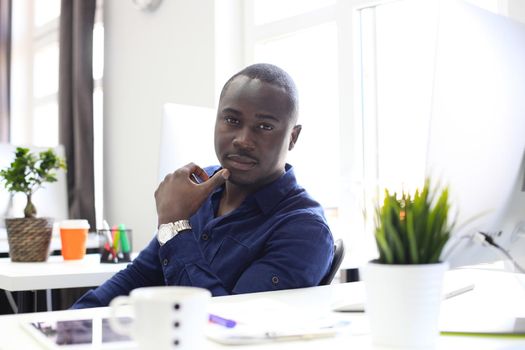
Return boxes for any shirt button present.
[163,258,168,266]
[201,233,209,241]
[271,276,279,285]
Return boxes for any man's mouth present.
[225,154,258,171]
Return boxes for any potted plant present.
[363,179,454,349]
[0,147,67,262]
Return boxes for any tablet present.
[21,317,137,349]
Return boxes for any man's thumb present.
[203,168,230,190]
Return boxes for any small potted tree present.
[0,147,67,262]
[363,179,454,349]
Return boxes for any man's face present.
[214,76,300,189]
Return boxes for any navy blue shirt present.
[73,164,334,308]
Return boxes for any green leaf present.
[0,147,67,218]
[406,207,419,264]
[373,178,454,264]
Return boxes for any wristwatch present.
[157,220,191,246]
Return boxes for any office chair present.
[319,239,345,285]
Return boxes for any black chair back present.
[319,239,345,285]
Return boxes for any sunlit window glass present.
[464,0,500,13]
[33,103,59,147]
[33,44,59,99]
[360,0,438,197]
[254,22,340,209]
[34,0,60,27]
[253,0,335,25]
[93,23,104,81]
[94,87,104,227]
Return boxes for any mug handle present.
[109,295,133,336]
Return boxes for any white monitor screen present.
[427,1,525,267]
[158,104,218,182]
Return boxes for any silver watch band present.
[172,219,191,233]
[157,219,191,246]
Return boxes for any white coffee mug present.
[109,286,211,350]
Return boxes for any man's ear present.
[288,125,302,151]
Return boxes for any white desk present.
[0,254,130,313]
[0,268,524,349]
[0,254,130,292]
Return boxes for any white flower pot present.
[362,261,448,349]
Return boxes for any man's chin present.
[224,166,284,190]
[227,173,253,186]
[225,170,260,188]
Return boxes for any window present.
[10,0,104,227]
[11,0,61,146]
[93,3,105,229]
[246,0,509,266]
[357,0,508,259]
[245,0,364,265]
[11,0,104,146]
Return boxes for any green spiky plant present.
[374,179,454,264]
[0,147,67,218]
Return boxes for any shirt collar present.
[207,164,299,215]
[251,164,297,214]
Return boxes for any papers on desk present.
[206,298,352,345]
[331,270,476,313]
[438,270,525,337]
[440,314,525,336]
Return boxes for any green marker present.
[119,223,131,261]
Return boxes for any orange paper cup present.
[60,220,90,260]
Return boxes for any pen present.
[100,242,110,262]
[102,220,114,246]
[101,220,116,262]
[209,314,237,328]
[191,173,203,184]
[119,223,131,262]
[112,225,120,262]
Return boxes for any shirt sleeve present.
[71,238,164,309]
[159,216,334,296]
[232,218,334,294]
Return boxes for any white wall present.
[104,0,216,249]
[508,0,525,23]
[103,0,244,250]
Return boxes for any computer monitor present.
[426,1,525,269]
[158,103,218,182]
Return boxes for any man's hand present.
[155,163,229,227]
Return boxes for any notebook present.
[207,298,352,345]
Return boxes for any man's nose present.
[232,127,255,151]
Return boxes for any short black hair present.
[219,63,299,121]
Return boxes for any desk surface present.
[0,268,524,349]
[0,254,130,291]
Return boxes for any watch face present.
[158,224,173,244]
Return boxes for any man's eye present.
[225,117,239,125]
[258,124,274,131]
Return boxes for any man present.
[73,63,334,308]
